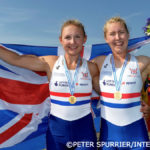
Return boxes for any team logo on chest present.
[129,68,137,74]
[82,72,88,77]
[80,72,90,80]
[128,68,138,77]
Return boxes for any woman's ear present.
[83,35,87,44]
[127,33,130,39]
[104,36,108,43]
[59,36,63,44]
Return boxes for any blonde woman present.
[93,17,150,150]
[0,20,99,150]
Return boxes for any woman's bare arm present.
[0,45,49,72]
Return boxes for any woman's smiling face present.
[105,22,129,54]
[59,25,87,56]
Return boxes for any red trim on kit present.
[50,91,91,97]
[100,92,141,99]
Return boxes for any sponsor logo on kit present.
[102,80,135,86]
[56,65,60,70]
[79,83,89,86]
[126,81,136,85]
[102,80,115,86]
[104,64,108,68]
[54,81,68,87]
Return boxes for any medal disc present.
[114,91,122,100]
[69,96,77,104]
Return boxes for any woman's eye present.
[110,32,115,36]
[120,31,125,34]
[75,35,81,38]
[65,36,71,39]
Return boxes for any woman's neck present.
[64,54,81,70]
[112,52,129,68]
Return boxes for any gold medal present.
[69,96,77,104]
[114,91,122,100]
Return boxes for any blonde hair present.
[103,17,129,38]
[60,19,86,37]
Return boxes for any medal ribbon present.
[63,56,81,96]
[112,54,128,92]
